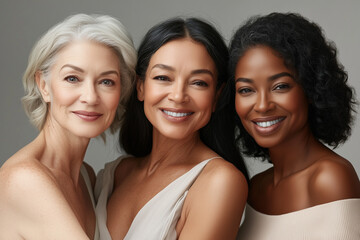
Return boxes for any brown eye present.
[237,87,253,95]
[154,75,170,81]
[273,83,290,91]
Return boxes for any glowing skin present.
[39,40,121,139]
[235,46,309,149]
[137,38,218,140]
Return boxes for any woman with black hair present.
[95,17,248,240]
[229,13,360,239]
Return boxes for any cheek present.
[283,91,309,117]
[50,86,76,106]
[102,92,121,112]
[196,91,216,111]
[235,95,249,119]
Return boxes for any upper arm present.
[310,158,360,204]
[0,164,89,240]
[178,161,248,240]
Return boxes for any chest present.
[106,166,191,239]
[249,175,312,214]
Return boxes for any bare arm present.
[0,162,89,240]
[178,160,248,240]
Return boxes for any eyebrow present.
[235,72,294,83]
[60,64,119,77]
[151,64,214,77]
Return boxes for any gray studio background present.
[1,0,359,178]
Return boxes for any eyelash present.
[100,79,115,86]
[64,75,79,83]
[193,81,208,87]
[154,75,170,81]
[273,83,290,90]
[237,87,253,94]
[64,76,115,87]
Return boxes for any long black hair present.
[120,17,249,181]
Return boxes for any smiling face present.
[38,40,121,139]
[235,46,309,149]
[137,38,218,140]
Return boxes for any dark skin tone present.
[235,46,360,215]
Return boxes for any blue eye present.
[65,76,79,83]
[101,79,114,86]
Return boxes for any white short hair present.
[22,13,137,133]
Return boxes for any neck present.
[269,127,324,185]
[36,119,90,185]
[144,131,204,175]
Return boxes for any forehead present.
[148,38,216,73]
[53,40,120,67]
[235,46,293,77]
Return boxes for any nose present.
[254,91,274,113]
[80,81,99,105]
[168,80,189,103]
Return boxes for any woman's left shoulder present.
[310,155,360,201]
[198,157,248,193]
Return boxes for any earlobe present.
[35,71,51,103]
[136,76,145,101]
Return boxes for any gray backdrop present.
[1,0,359,178]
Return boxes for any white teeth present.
[256,118,283,127]
[163,110,192,117]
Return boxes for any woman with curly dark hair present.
[228,13,360,239]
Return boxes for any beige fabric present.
[94,156,216,240]
[237,199,360,240]
[80,165,100,240]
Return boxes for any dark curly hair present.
[228,12,356,160]
[120,17,249,181]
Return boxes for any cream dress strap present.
[80,164,100,240]
[95,156,219,240]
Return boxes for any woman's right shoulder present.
[0,155,59,202]
[0,156,89,239]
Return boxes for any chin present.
[71,128,106,139]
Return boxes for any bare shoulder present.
[0,155,88,239]
[0,154,57,192]
[199,158,248,191]
[0,155,60,210]
[178,158,248,239]
[310,155,360,203]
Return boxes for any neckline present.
[247,198,360,217]
[122,156,220,238]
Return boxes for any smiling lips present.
[73,111,103,121]
[255,117,284,128]
[252,117,285,135]
[161,109,193,121]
